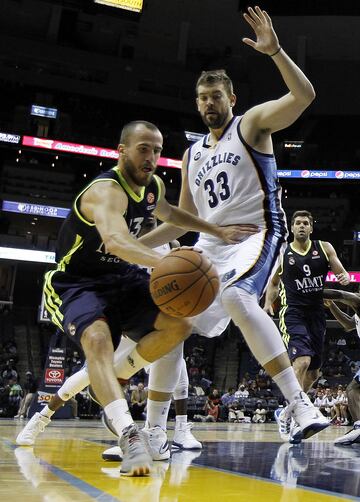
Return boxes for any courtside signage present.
[0,132,21,144]
[0,247,56,263]
[326,272,360,283]
[31,105,58,119]
[21,136,360,178]
[2,200,70,219]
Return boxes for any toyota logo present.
[48,370,61,379]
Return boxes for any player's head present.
[118,121,163,187]
[291,210,313,242]
[195,69,236,130]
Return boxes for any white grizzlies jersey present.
[187,115,287,245]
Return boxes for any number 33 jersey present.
[186,115,287,243]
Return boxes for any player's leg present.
[172,358,202,450]
[16,366,90,446]
[335,378,360,445]
[303,369,320,394]
[292,356,312,390]
[221,233,328,443]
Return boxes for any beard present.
[201,110,228,130]
[123,157,153,187]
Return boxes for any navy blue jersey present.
[279,240,329,307]
[54,167,161,277]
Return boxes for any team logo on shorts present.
[222,269,236,282]
[147,192,155,204]
[291,347,297,355]
[67,323,76,336]
[227,133,232,141]
[312,250,318,256]
[194,152,201,161]
[288,257,295,265]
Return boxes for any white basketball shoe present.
[289,391,329,444]
[172,422,202,450]
[334,421,360,446]
[274,407,292,442]
[16,413,51,446]
[142,426,170,460]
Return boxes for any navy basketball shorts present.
[279,306,326,370]
[46,269,159,347]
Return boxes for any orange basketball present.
[150,248,220,318]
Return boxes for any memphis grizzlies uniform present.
[44,167,161,346]
[188,115,287,338]
[278,240,329,369]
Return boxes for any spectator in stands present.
[204,389,221,422]
[220,387,236,421]
[320,388,337,421]
[228,400,245,423]
[14,371,37,419]
[7,377,23,416]
[247,381,261,398]
[314,389,324,409]
[235,384,249,399]
[334,388,349,425]
[252,401,267,423]
[130,382,147,420]
[2,360,17,383]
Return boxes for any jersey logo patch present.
[288,257,295,265]
[194,151,201,161]
[312,250,318,256]
[67,323,76,336]
[222,269,236,282]
[147,193,155,204]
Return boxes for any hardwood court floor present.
[1,419,359,501]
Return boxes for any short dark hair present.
[119,120,160,145]
[196,69,234,97]
[291,210,313,226]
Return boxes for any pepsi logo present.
[301,170,310,178]
[335,170,344,179]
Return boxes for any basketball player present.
[264,210,350,440]
[16,121,251,475]
[322,288,360,445]
[138,6,329,444]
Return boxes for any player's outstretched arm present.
[241,6,315,137]
[323,289,360,308]
[324,298,356,332]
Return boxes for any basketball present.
[150,248,220,318]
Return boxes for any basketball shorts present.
[193,229,286,338]
[279,305,326,370]
[44,269,159,347]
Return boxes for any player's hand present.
[263,304,274,316]
[217,224,260,244]
[336,272,350,286]
[170,246,203,254]
[242,6,280,56]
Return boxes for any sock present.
[272,367,302,403]
[40,405,55,419]
[175,414,187,429]
[145,399,171,431]
[115,348,151,380]
[104,399,134,436]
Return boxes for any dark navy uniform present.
[278,240,329,369]
[44,166,162,346]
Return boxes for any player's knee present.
[81,328,112,356]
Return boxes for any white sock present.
[145,399,171,431]
[40,405,55,419]
[104,399,134,436]
[115,348,151,380]
[272,367,302,403]
[175,414,187,429]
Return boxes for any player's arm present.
[142,150,259,247]
[263,265,281,316]
[80,180,163,268]
[323,289,360,309]
[324,299,356,332]
[321,242,350,285]
[240,7,315,146]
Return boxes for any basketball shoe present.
[119,423,153,476]
[103,426,170,461]
[142,426,170,460]
[334,421,360,446]
[16,412,51,446]
[274,407,291,442]
[172,422,202,450]
[288,391,329,444]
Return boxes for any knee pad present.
[57,367,90,401]
[148,342,184,394]
[173,358,189,400]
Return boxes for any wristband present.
[269,46,281,57]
